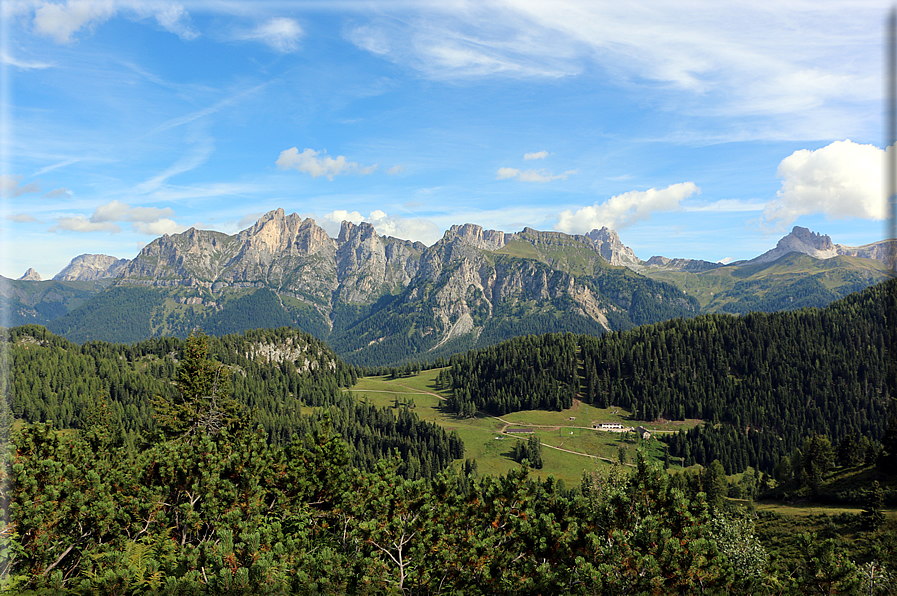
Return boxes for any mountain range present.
[3,210,892,366]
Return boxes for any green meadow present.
[347,368,700,486]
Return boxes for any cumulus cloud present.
[49,199,182,234]
[320,209,441,245]
[50,217,121,233]
[91,199,174,223]
[33,0,117,43]
[496,167,576,183]
[133,218,185,235]
[276,148,378,180]
[555,182,701,233]
[764,140,885,224]
[236,17,302,52]
[31,0,197,44]
[524,150,549,160]
[0,175,40,197]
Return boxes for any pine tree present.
[152,331,241,439]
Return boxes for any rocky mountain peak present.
[18,268,41,281]
[444,224,512,251]
[338,220,378,244]
[781,226,834,252]
[53,254,130,281]
[750,226,839,264]
[585,227,641,269]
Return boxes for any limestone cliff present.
[18,268,41,281]
[54,254,130,281]
[585,227,642,270]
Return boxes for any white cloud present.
[91,199,175,223]
[147,3,197,41]
[31,0,197,43]
[345,2,880,140]
[0,175,40,197]
[320,209,441,245]
[50,216,121,233]
[133,218,185,235]
[524,150,548,160]
[49,199,180,234]
[496,167,576,183]
[496,167,519,180]
[33,0,117,43]
[236,17,302,52]
[387,165,405,175]
[764,140,885,224]
[555,182,701,233]
[346,16,579,80]
[276,148,378,180]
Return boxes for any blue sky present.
[0,0,890,279]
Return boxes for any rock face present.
[54,254,130,281]
[106,212,695,347]
[746,226,897,267]
[585,227,642,270]
[751,227,839,264]
[835,239,897,265]
[18,268,41,281]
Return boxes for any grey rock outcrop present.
[750,227,839,264]
[54,254,130,281]
[18,268,41,281]
[585,227,642,270]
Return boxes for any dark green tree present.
[152,331,241,439]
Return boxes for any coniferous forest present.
[442,279,896,476]
[1,279,896,593]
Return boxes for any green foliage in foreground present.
[4,421,897,595]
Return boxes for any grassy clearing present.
[345,370,689,485]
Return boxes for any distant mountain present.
[15,214,893,364]
[43,209,698,364]
[0,276,113,326]
[54,254,130,281]
[17,268,41,281]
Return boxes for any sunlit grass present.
[344,369,690,485]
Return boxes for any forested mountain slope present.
[442,279,896,475]
[6,325,461,479]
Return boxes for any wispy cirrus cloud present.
[496,167,576,183]
[346,1,880,140]
[233,17,303,52]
